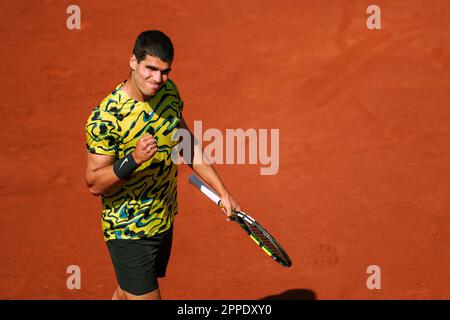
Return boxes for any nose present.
[153,71,162,84]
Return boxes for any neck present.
[123,75,149,102]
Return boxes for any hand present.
[132,133,157,165]
[220,193,241,222]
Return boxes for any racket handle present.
[188,174,221,205]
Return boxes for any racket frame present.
[188,174,292,268]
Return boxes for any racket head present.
[231,209,292,268]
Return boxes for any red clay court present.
[0,0,449,299]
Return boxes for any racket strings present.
[236,213,292,267]
[248,223,285,257]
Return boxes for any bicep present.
[85,152,115,182]
[86,152,115,170]
[179,117,198,145]
[178,117,205,165]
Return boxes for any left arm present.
[179,117,241,219]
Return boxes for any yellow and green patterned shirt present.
[85,79,183,240]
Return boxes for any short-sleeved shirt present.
[85,79,183,241]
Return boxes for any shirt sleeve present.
[85,108,120,156]
[167,79,184,118]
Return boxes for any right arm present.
[85,133,157,196]
[85,153,121,196]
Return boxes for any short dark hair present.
[132,30,174,63]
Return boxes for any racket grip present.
[188,174,221,205]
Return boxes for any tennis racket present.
[188,174,292,268]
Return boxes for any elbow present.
[85,179,102,197]
[88,187,102,197]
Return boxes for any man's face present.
[130,54,171,97]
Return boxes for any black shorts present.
[106,226,173,295]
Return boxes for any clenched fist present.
[132,133,157,165]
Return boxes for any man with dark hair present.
[85,30,240,300]
[133,30,174,63]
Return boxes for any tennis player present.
[84,30,241,300]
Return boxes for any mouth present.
[148,82,160,90]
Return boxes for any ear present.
[130,54,138,71]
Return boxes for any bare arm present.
[179,117,241,218]
[85,133,157,196]
[85,153,123,196]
